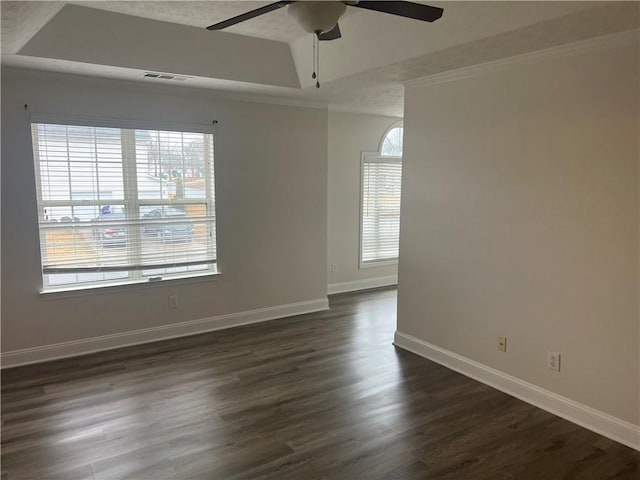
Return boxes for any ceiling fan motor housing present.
[288,1,347,34]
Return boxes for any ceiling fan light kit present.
[207,1,444,88]
[288,1,347,34]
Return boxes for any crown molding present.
[327,104,403,119]
[404,29,640,90]
[1,65,329,111]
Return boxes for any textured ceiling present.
[2,1,639,117]
[0,1,299,55]
[1,1,64,54]
[72,1,311,42]
[0,0,361,53]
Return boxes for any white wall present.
[327,110,400,292]
[398,41,639,427]
[1,68,327,357]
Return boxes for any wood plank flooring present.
[2,287,638,479]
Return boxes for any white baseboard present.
[394,331,640,451]
[1,298,329,369]
[327,275,398,295]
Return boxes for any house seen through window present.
[31,121,217,291]
[360,125,403,265]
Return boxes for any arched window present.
[380,126,404,157]
[360,123,403,266]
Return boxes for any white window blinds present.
[31,122,217,290]
[361,157,402,264]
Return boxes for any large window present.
[31,120,217,291]
[360,125,403,266]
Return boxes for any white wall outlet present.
[548,351,561,372]
[169,294,179,309]
[497,336,507,352]
[331,263,337,272]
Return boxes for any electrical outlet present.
[331,263,337,272]
[169,294,178,309]
[548,351,561,372]
[497,336,507,352]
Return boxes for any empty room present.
[1,1,639,478]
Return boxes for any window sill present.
[40,271,221,300]
[359,259,398,269]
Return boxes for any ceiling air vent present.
[142,72,191,81]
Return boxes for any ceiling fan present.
[207,1,444,40]
[207,1,444,87]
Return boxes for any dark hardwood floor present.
[2,287,638,479]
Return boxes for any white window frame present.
[379,122,404,157]
[30,114,219,293]
[359,122,403,269]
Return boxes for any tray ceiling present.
[2,1,638,117]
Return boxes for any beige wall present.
[1,68,327,353]
[398,43,639,424]
[327,110,401,287]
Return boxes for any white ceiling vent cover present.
[143,72,191,81]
